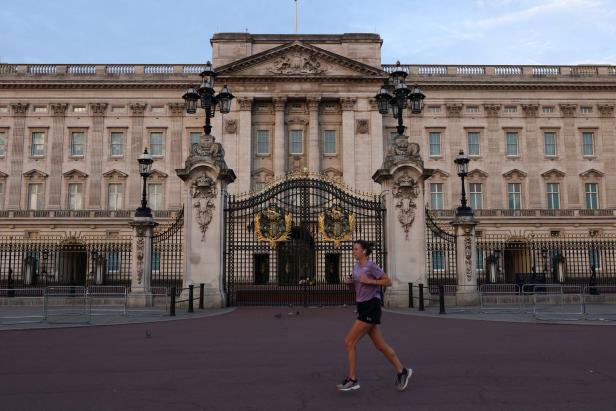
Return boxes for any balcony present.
[428,208,616,219]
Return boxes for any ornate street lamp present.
[454,150,473,217]
[182,61,234,136]
[375,61,426,135]
[135,148,154,218]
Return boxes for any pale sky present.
[1,0,615,65]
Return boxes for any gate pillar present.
[129,218,158,301]
[373,135,430,308]
[176,134,236,308]
[451,215,479,305]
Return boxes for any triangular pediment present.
[541,169,565,179]
[63,169,88,178]
[103,169,128,179]
[468,169,489,179]
[580,168,604,178]
[0,171,8,178]
[503,169,527,179]
[217,42,386,78]
[150,169,168,178]
[428,169,450,179]
[23,169,48,178]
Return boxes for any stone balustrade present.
[429,208,616,218]
[0,209,179,219]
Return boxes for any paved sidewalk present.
[1,306,616,410]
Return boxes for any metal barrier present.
[0,288,45,324]
[533,285,584,320]
[169,284,205,316]
[87,286,127,316]
[124,286,169,316]
[44,286,90,323]
[479,284,522,313]
[583,286,616,321]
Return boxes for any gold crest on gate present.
[255,206,292,249]
[319,205,355,248]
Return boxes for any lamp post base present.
[135,207,152,218]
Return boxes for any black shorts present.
[356,298,382,325]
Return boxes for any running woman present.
[336,240,412,392]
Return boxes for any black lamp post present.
[454,150,473,217]
[182,61,234,135]
[374,62,426,135]
[135,148,154,218]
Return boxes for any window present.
[429,132,441,156]
[190,132,201,147]
[469,183,483,209]
[585,183,599,209]
[33,106,47,113]
[431,250,445,271]
[543,106,555,113]
[430,183,444,210]
[73,106,87,113]
[580,106,593,114]
[107,184,123,210]
[70,132,85,156]
[582,132,594,156]
[476,248,484,271]
[254,181,266,192]
[152,251,161,272]
[506,132,519,156]
[110,132,124,156]
[544,132,557,156]
[256,130,270,155]
[507,183,522,209]
[466,106,479,113]
[427,106,441,113]
[504,106,517,113]
[546,183,560,209]
[323,130,336,155]
[467,132,480,156]
[31,132,45,156]
[148,183,163,210]
[107,252,120,272]
[589,248,601,269]
[67,183,83,210]
[289,130,303,155]
[0,131,6,156]
[149,132,164,156]
[28,183,43,210]
[254,253,270,284]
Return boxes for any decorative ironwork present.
[319,205,355,248]
[151,209,184,291]
[255,206,292,249]
[224,175,385,306]
[425,208,457,292]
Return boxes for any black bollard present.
[188,285,194,313]
[170,287,176,316]
[199,283,205,309]
[408,282,414,308]
[439,285,446,315]
[418,283,425,311]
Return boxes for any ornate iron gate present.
[151,208,184,291]
[425,209,457,291]
[224,173,386,306]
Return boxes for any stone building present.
[1,33,615,304]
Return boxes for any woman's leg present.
[344,320,373,379]
[368,326,404,373]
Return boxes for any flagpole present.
[294,0,298,34]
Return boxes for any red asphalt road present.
[1,307,616,411]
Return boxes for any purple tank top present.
[352,260,385,302]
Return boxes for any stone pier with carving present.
[373,134,432,307]
[176,134,236,308]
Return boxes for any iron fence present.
[425,209,457,292]
[151,208,184,290]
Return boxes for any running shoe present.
[396,368,413,391]
[336,377,360,391]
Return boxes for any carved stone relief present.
[392,173,421,240]
[191,175,217,241]
[383,135,422,170]
[224,119,238,134]
[267,51,326,75]
[356,119,370,134]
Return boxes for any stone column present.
[273,97,287,177]
[128,217,158,305]
[373,136,428,307]
[168,103,185,209]
[176,135,236,308]
[560,104,579,207]
[307,97,321,173]
[237,97,253,193]
[369,98,384,193]
[341,97,356,188]
[451,215,479,305]
[88,103,107,209]
[128,103,147,208]
[522,104,541,208]
[7,103,28,210]
[47,103,69,209]
[483,104,502,208]
[598,104,616,207]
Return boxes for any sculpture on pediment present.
[383,135,422,170]
[393,173,420,240]
[181,134,228,172]
[191,175,217,241]
[268,51,326,75]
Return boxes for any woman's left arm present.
[361,273,391,287]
